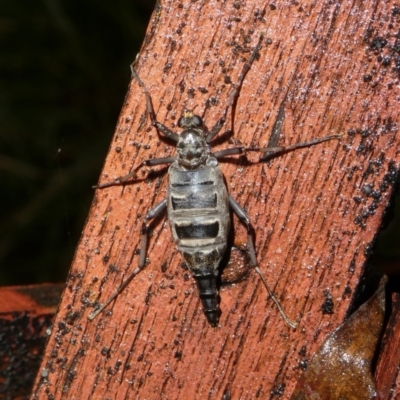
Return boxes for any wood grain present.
[32,1,400,399]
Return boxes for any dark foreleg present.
[206,35,264,143]
[130,66,179,142]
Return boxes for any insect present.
[88,35,341,327]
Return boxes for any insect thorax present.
[176,129,210,168]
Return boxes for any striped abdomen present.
[167,159,230,325]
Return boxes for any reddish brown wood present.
[32,1,400,399]
[0,284,63,315]
[0,284,63,399]
[376,292,400,400]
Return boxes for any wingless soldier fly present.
[88,35,341,327]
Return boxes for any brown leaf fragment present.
[291,278,387,400]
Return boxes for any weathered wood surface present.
[32,1,400,399]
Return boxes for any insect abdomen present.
[167,160,229,325]
[193,269,219,326]
[168,162,229,246]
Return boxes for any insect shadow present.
[89,35,341,327]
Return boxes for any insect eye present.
[177,117,185,128]
[192,115,203,127]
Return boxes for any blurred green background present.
[0,0,398,287]
[0,0,156,285]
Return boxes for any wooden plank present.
[0,284,63,399]
[376,292,400,400]
[32,1,400,399]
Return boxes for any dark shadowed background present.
[0,0,156,285]
[0,0,398,286]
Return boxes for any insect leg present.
[130,66,179,142]
[88,198,167,320]
[206,34,264,143]
[210,134,342,162]
[212,146,259,159]
[228,196,298,329]
[259,134,343,161]
[94,156,176,188]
